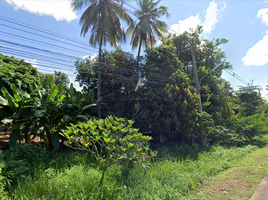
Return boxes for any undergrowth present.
[2,139,263,200]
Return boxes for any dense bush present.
[233,114,268,139]
[208,114,268,145]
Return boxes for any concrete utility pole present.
[190,43,202,112]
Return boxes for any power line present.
[0,15,98,53]
[0,31,90,58]
[0,23,95,56]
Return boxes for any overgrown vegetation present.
[0,0,268,199]
[0,141,263,199]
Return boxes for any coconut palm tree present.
[72,0,132,118]
[126,0,168,63]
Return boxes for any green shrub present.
[208,125,234,145]
[4,143,49,166]
[196,111,214,145]
[230,114,268,140]
[1,143,50,185]
[61,116,156,184]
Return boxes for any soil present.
[0,125,43,150]
[0,125,10,150]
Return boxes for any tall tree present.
[126,0,168,63]
[39,70,70,87]
[72,0,132,118]
[0,54,40,94]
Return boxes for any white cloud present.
[71,81,82,91]
[169,1,225,35]
[260,87,268,101]
[242,33,268,66]
[26,59,38,68]
[242,9,268,66]
[202,1,226,33]
[4,0,77,22]
[82,54,98,61]
[170,14,201,35]
[257,8,268,25]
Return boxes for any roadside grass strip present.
[187,143,268,200]
[8,143,264,200]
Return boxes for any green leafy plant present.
[196,111,214,145]
[4,143,49,168]
[0,79,97,150]
[61,116,156,184]
[0,150,27,188]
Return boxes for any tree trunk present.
[99,170,105,185]
[98,31,103,119]
[137,37,142,65]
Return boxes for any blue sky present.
[0,0,268,98]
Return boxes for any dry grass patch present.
[187,145,268,200]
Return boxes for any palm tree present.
[72,0,132,118]
[126,0,168,63]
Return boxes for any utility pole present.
[190,43,202,111]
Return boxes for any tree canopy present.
[0,54,40,94]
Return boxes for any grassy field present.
[2,135,268,200]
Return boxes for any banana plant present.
[0,79,97,150]
[0,82,39,147]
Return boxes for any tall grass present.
[6,144,259,200]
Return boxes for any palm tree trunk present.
[98,31,103,119]
[137,37,142,65]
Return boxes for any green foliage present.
[0,150,27,188]
[209,113,268,145]
[8,143,260,199]
[39,70,70,87]
[61,116,156,184]
[196,111,214,144]
[233,114,268,139]
[75,48,140,118]
[71,0,132,49]
[207,125,234,145]
[4,143,49,168]
[0,80,97,150]
[0,54,40,94]
[165,28,234,124]
[133,46,199,144]
[234,85,264,117]
[126,0,168,60]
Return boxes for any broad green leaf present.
[0,96,8,106]
[81,103,97,111]
[15,87,31,98]
[128,143,134,148]
[104,138,111,144]
[1,118,13,124]
[30,86,43,96]
[1,87,18,108]
[34,110,46,118]
[63,115,72,122]
[16,79,22,89]
[110,139,116,144]
[76,115,88,122]
[48,87,59,102]
[47,77,53,90]
[56,94,66,106]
